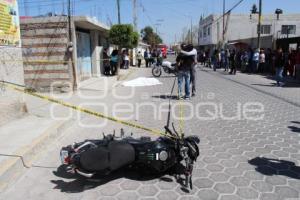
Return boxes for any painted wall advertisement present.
[0,0,20,46]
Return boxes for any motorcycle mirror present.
[171,123,181,138]
[164,126,176,138]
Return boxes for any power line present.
[139,1,154,27]
[207,0,245,26]
[133,0,137,30]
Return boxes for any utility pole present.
[24,0,28,16]
[133,0,137,31]
[52,0,55,15]
[117,0,121,24]
[190,18,193,44]
[257,0,262,49]
[222,0,225,42]
[68,0,72,55]
[62,0,65,15]
[68,0,76,90]
[38,3,41,15]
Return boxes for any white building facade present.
[198,14,300,49]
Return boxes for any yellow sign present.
[0,0,20,46]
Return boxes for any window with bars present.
[260,25,271,34]
[281,25,296,35]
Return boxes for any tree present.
[109,24,139,49]
[109,24,139,74]
[140,26,163,47]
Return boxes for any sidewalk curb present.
[0,118,73,193]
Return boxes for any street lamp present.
[250,1,262,49]
[154,23,161,34]
[275,8,283,20]
[249,4,258,20]
[154,19,164,35]
[251,4,258,15]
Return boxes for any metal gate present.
[76,31,92,80]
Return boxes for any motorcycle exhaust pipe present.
[75,168,95,178]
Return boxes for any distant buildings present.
[198,14,300,50]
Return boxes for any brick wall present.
[21,17,73,92]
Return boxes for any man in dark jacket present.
[144,50,149,68]
[176,44,196,99]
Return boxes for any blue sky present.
[19,0,300,45]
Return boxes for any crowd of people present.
[198,46,300,86]
[143,49,164,67]
[102,48,166,75]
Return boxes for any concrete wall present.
[0,47,24,85]
[0,0,27,126]
[0,41,26,126]
[20,16,73,92]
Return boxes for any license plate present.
[60,150,69,164]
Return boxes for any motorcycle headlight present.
[159,151,168,161]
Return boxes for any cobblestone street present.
[1,66,300,200]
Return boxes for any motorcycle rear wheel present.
[152,67,162,77]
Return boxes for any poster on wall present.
[0,0,20,47]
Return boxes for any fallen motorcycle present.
[152,61,178,77]
[60,126,199,189]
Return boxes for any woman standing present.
[110,50,119,75]
[124,51,129,69]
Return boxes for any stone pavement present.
[201,67,300,107]
[1,65,300,200]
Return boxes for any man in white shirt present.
[252,49,260,73]
[259,49,265,73]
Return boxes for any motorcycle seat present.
[79,141,135,172]
[125,137,154,145]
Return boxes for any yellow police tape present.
[3,82,175,139]
[179,98,185,138]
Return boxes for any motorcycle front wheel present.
[152,66,162,77]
